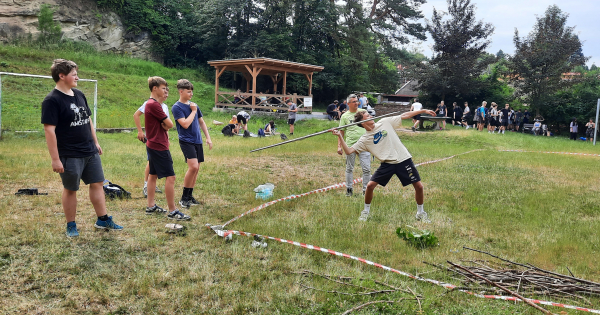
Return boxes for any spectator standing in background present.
[410,98,423,132]
[461,102,471,129]
[358,93,368,109]
[452,102,462,126]
[287,99,298,135]
[585,118,596,142]
[515,109,523,132]
[435,101,447,130]
[570,118,578,140]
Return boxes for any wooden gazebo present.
[207,58,324,113]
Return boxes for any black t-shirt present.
[453,107,462,118]
[438,105,446,115]
[500,109,510,120]
[327,103,337,113]
[338,103,348,112]
[41,88,97,158]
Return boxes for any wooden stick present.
[249,110,406,152]
[448,262,553,314]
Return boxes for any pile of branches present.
[426,247,600,306]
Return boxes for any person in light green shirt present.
[337,94,371,196]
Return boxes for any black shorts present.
[237,115,247,125]
[59,154,105,191]
[436,113,444,117]
[288,119,295,125]
[370,158,421,187]
[501,119,508,126]
[147,147,175,179]
[413,114,421,120]
[179,140,204,162]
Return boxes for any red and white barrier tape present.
[500,150,600,157]
[221,149,483,228]
[221,178,363,228]
[206,227,600,314]
[207,148,600,313]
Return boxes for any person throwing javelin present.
[332,108,436,222]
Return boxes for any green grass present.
[0,44,214,130]
[1,121,600,314]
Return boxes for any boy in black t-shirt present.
[41,59,124,238]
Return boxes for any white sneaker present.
[358,210,370,221]
[466,125,470,130]
[143,185,148,197]
[416,211,431,223]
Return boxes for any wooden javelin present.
[249,110,407,153]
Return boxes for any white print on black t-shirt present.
[70,103,90,127]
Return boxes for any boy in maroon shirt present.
[144,76,190,220]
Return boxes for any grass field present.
[0,44,214,130]
[1,119,599,314]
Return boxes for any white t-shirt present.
[411,102,423,111]
[237,111,251,120]
[351,116,412,164]
[138,101,170,118]
[463,106,470,115]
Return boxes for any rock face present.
[0,0,160,62]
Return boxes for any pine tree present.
[508,5,588,116]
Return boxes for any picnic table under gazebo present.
[207,58,324,113]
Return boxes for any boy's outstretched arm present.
[400,109,436,120]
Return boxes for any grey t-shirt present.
[288,103,297,119]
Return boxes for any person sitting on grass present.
[229,115,237,125]
[332,108,437,222]
[327,100,340,120]
[133,87,170,197]
[144,76,190,221]
[42,59,123,237]
[265,120,275,135]
[172,79,213,209]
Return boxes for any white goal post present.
[0,72,98,139]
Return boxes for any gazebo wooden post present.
[214,66,227,105]
[270,74,282,94]
[283,71,287,96]
[214,67,219,105]
[245,65,263,111]
[304,73,313,96]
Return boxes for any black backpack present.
[222,124,234,136]
[103,180,131,200]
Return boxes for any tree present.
[508,5,588,116]
[496,49,505,59]
[409,0,495,103]
[37,4,62,43]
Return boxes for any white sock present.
[144,181,148,187]
[502,130,505,134]
[417,204,424,213]
[364,204,371,213]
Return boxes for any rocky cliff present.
[0,0,159,61]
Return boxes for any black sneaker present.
[188,196,202,206]
[168,210,191,221]
[179,199,192,208]
[146,204,167,215]
[346,188,353,197]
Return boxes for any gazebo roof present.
[207,58,324,75]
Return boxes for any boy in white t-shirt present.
[133,88,170,197]
[333,109,436,222]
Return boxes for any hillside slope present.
[0,44,214,129]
